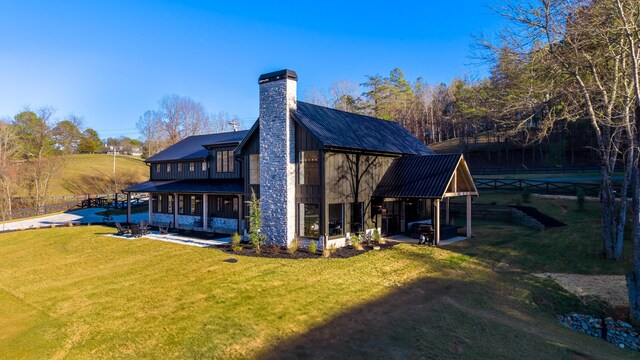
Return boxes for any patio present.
[107,230,231,248]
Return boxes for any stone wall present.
[209,217,240,234]
[258,72,297,247]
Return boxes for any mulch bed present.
[217,242,397,259]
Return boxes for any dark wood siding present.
[207,195,239,219]
[323,151,397,233]
[150,160,209,180]
[210,146,242,179]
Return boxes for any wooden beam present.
[126,192,131,224]
[466,194,472,238]
[434,199,440,246]
[445,197,450,224]
[202,194,208,230]
[173,193,178,228]
[148,193,153,225]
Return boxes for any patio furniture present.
[130,224,143,238]
[115,222,130,236]
[418,224,434,246]
[157,222,171,234]
[138,222,150,235]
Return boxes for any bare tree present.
[158,94,209,144]
[0,120,19,220]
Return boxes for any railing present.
[475,178,606,197]
[470,166,614,176]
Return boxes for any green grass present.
[0,194,636,358]
[42,154,148,196]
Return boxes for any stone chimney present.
[258,69,297,246]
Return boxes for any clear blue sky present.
[0,0,503,138]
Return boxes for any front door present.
[381,201,401,236]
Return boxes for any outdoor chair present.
[419,224,434,246]
[115,222,129,236]
[138,222,150,235]
[130,224,142,238]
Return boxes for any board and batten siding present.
[210,145,242,179]
[150,160,209,180]
[323,151,397,233]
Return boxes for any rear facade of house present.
[126,69,478,248]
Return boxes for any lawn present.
[0,194,636,359]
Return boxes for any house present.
[124,69,478,248]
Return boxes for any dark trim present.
[236,119,259,154]
[258,69,298,83]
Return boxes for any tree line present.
[136,94,242,158]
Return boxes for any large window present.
[351,202,364,233]
[178,195,185,214]
[298,151,319,185]
[329,204,344,236]
[167,195,174,214]
[190,195,202,216]
[249,154,260,184]
[217,150,234,173]
[298,203,320,238]
[156,194,163,213]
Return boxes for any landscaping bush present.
[247,189,266,253]
[373,228,385,244]
[288,235,299,255]
[308,239,317,254]
[231,232,242,252]
[351,233,364,251]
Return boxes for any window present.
[351,202,364,232]
[216,197,224,212]
[191,195,202,216]
[233,197,239,212]
[177,163,182,172]
[189,162,195,172]
[202,161,207,171]
[329,204,344,236]
[298,203,320,238]
[151,194,158,212]
[156,195,163,213]
[166,163,171,173]
[298,151,319,185]
[178,195,185,214]
[168,195,174,214]
[249,154,260,184]
[156,164,160,173]
[216,150,235,173]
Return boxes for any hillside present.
[47,154,148,196]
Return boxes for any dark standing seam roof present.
[292,102,434,155]
[145,131,249,163]
[124,179,244,194]
[372,154,462,199]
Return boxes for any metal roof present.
[124,179,243,194]
[145,131,249,163]
[373,154,465,199]
[293,102,434,155]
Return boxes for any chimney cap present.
[258,69,297,84]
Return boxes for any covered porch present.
[123,179,245,234]
[372,154,478,245]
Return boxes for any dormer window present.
[217,150,234,173]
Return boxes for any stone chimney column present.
[258,69,297,246]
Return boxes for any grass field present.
[42,154,148,196]
[0,193,636,359]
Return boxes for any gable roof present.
[145,131,248,163]
[372,154,478,199]
[292,101,434,155]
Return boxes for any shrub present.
[322,248,331,257]
[231,232,242,252]
[288,235,299,255]
[576,188,585,211]
[373,228,385,245]
[521,186,531,203]
[247,189,266,253]
[309,240,317,254]
[351,233,364,251]
[329,244,337,254]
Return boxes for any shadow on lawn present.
[255,275,610,360]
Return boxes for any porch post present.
[148,193,153,225]
[466,194,472,238]
[237,194,243,234]
[126,192,131,223]
[445,197,450,225]
[173,192,178,228]
[434,199,441,246]
[202,193,208,230]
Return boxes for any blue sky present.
[0,0,503,138]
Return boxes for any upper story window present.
[189,162,195,172]
[156,164,160,173]
[249,154,260,184]
[166,163,171,173]
[177,163,183,172]
[298,151,319,185]
[201,161,207,172]
[217,150,234,173]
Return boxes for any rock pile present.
[557,313,640,351]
